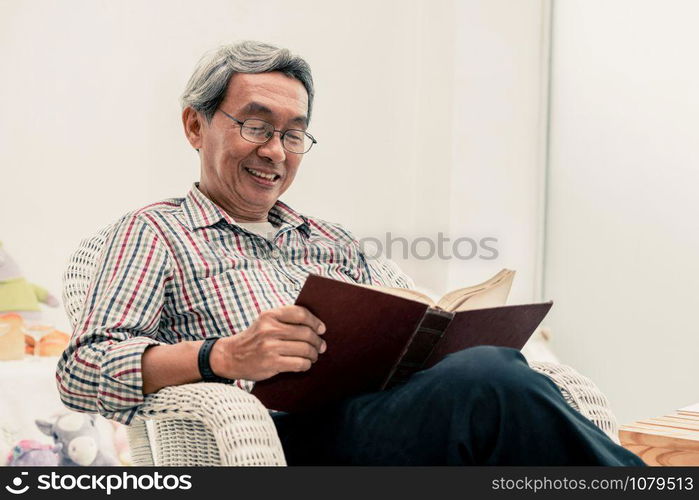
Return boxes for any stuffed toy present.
[36,329,70,356]
[36,412,119,466]
[0,319,70,358]
[0,241,69,359]
[0,313,25,360]
[0,241,59,321]
[21,324,70,356]
[6,439,60,466]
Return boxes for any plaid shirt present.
[56,184,414,424]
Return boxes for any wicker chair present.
[61,226,620,466]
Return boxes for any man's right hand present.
[209,305,327,381]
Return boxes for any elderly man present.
[57,41,642,466]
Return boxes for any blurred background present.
[1,0,697,427]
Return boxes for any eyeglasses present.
[218,109,317,154]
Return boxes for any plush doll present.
[36,413,119,466]
[0,241,68,359]
[0,313,25,360]
[6,439,60,466]
[36,329,70,356]
[0,316,70,359]
[0,241,59,322]
[21,324,70,356]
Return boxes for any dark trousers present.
[271,346,645,465]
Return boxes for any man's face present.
[190,71,309,221]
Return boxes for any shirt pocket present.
[193,264,300,329]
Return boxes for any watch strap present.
[198,337,234,383]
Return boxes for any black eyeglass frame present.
[218,109,317,154]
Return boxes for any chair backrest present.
[61,224,161,463]
[62,225,112,329]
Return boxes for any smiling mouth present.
[244,167,281,182]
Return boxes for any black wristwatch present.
[198,337,234,383]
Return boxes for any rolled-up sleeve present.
[56,215,172,424]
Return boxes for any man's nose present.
[257,133,286,163]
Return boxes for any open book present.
[251,269,552,413]
[362,268,516,312]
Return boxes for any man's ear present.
[182,107,204,151]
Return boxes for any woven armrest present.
[529,361,619,443]
[127,382,286,466]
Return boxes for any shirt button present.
[271,249,281,259]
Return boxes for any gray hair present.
[180,41,315,123]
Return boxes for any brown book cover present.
[251,274,553,413]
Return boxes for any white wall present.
[1,0,549,332]
[447,1,550,302]
[545,0,699,424]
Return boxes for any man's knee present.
[423,345,533,392]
